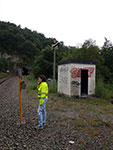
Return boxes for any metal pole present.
[18,69,22,123]
[19,77,22,123]
[53,48,56,92]
[52,41,63,92]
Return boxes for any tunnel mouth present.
[22,67,29,75]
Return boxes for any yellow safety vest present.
[37,82,48,105]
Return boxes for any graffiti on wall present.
[71,81,80,88]
[60,66,69,73]
[59,76,68,84]
[70,67,94,78]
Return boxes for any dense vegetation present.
[0,21,113,85]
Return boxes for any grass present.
[24,75,113,139]
[83,127,101,137]
[26,83,37,91]
[52,91,112,107]
[24,75,38,92]
[86,117,111,127]
[0,72,8,78]
[99,106,113,114]
[77,115,112,137]
[25,77,113,114]
[74,119,86,129]
[74,117,110,137]
[74,98,111,106]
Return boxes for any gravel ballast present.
[0,77,113,150]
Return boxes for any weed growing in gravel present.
[89,128,100,137]
[99,105,113,114]
[86,117,102,127]
[85,106,97,111]
[74,119,86,129]
[74,98,111,106]
[78,144,84,150]
[55,101,63,108]
[100,120,111,127]
[55,92,112,107]
[86,116,111,128]
[75,106,86,111]
[27,90,35,97]
[61,115,75,121]
[82,127,100,137]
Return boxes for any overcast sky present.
[0,0,113,47]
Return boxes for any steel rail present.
[0,77,10,85]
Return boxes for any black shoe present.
[43,123,46,126]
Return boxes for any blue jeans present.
[38,98,48,127]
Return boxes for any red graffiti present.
[70,67,94,78]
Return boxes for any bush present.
[25,75,57,93]
[25,75,38,91]
[26,83,37,91]
[0,58,8,72]
[24,75,32,80]
[0,73,8,78]
[96,78,113,99]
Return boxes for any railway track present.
[0,77,10,85]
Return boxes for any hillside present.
[0,21,113,82]
[0,21,54,65]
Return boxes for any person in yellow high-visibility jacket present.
[35,75,48,129]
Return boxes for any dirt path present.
[0,77,113,150]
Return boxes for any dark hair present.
[38,75,46,82]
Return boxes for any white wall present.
[88,65,96,95]
[58,64,71,96]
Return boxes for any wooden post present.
[18,70,22,123]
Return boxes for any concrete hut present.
[58,60,96,98]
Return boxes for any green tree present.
[0,57,8,72]
[101,38,113,82]
[33,46,53,78]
